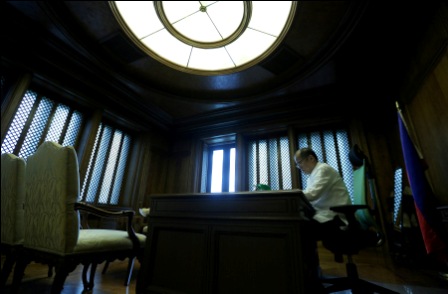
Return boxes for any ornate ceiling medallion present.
[110,1,296,75]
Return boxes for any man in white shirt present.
[294,147,352,282]
[295,147,351,237]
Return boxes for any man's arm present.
[303,166,332,201]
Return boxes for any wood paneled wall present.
[404,50,448,204]
[399,2,448,205]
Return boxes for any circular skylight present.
[110,1,296,75]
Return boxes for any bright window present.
[246,128,352,194]
[247,135,292,191]
[392,167,403,228]
[2,90,134,206]
[80,123,132,205]
[297,129,353,201]
[206,144,235,192]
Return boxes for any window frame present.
[295,125,354,199]
[245,132,292,191]
[1,88,85,159]
[242,125,353,195]
[79,118,134,206]
[206,143,236,193]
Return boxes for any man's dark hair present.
[299,147,318,161]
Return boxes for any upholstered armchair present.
[11,141,146,293]
[1,153,26,288]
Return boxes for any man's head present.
[294,147,318,174]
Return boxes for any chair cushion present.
[1,153,26,246]
[69,229,146,254]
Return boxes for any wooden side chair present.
[10,141,146,293]
[1,153,26,288]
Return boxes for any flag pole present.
[396,101,424,159]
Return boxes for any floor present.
[2,242,447,293]
[317,242,448,294]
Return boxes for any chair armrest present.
[74,202,139,250]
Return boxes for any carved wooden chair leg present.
[82,264,90,290]
[10,256,30,294]
[48,265,54,277]
[0,254,15,287]
[102,261,110,274]
[52,263,76,294]
[90,263,98,289]
[52,270,69,294]
[82,263,98,291]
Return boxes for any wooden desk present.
[136,190,318,294]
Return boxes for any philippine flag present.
[398,111,448,262]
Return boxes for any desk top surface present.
[148,190,315,221]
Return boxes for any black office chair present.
[320,145,399,294]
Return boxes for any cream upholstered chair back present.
[1,153,26,246]
[24,141,80,254]
[10,141,146,292]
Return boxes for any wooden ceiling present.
[2,1,435,136]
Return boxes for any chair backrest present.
[1,153,26,246]
[24,141,80,255]
[352,161,377,230]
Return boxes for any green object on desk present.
[255,184,271,191]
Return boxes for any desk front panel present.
[137,191,317,294]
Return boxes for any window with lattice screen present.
[247,135,292,191]
[297,129,353,201]
[80,123,131,205]
[1,89,83,159]
[393,167,403,229]
[245,128,352,196]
